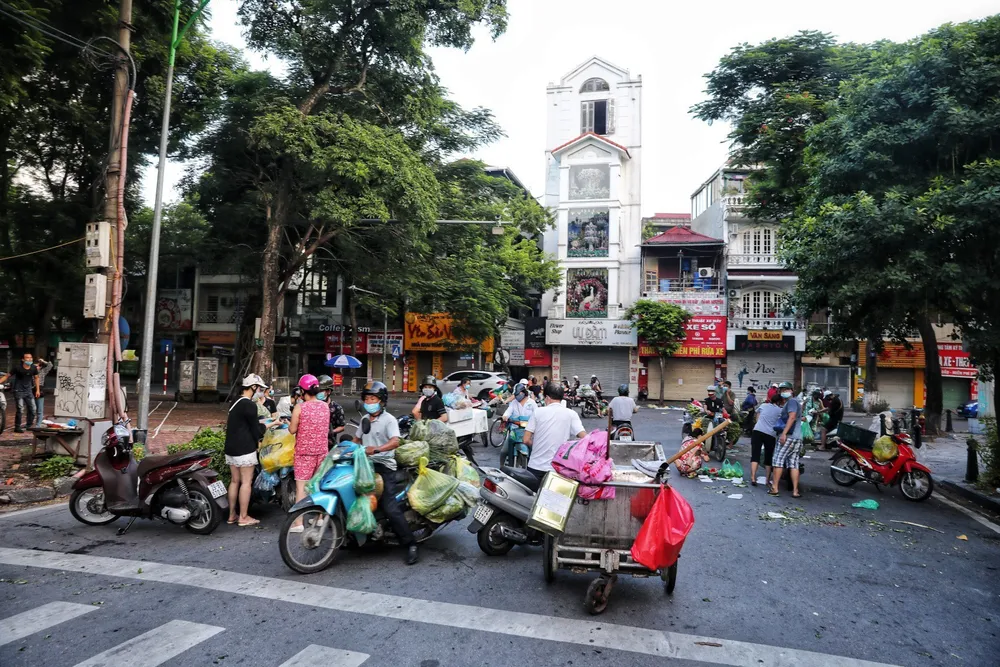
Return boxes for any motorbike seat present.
[500,465,541,492]
[136,450,210,478]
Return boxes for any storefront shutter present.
[648,358,716,401]
[558,347,630,392]
[877,369,914,410]
[728,351,796,404]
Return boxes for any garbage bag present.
[449,455,480,488]
[408,420,431,442]
[455,481,480,508]
[259,430,296,472]
[346,495,378,534]
[631,485,695,570]
[423,492,466,523]
[426,420,459,462]
[442,392,457,408]
[253,470,279,493]
[801,419,814,443]
[395,441,430,468]
[305,450,338,495]
[407,456,460,516]
[353,448,376,494]
[873,436,899,463]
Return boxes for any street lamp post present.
[348,285,389,386]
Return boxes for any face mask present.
[316,392,327,401]
[363,402,381,415]
[781,391,793,399]
[23,361,31,368]
[422,388,435,397]
[252,390,264,401]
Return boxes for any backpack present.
[551,430,615,500]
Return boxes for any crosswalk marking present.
[0,601,97,647]
[279,644,370,667]
[72,619,224,667]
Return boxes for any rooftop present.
[644,226,723,246]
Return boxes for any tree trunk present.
[916,315,943,435]
[658,355,666,407]
[863,337,880,412]
[252,220,282,378]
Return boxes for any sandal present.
[238,518,260,527]
[767,489,780,497]
[792,492,802,498]
[751,479,758,487]
[227,517,238,524]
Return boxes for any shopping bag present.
[426,420,459,462]
[353,448,376,494]
[449,455,481,488]
[630,485,695,570]
[721,459,735,478]
[801,419,814,443]
[259,430,295,472]
[253,470,279,493]
[395,441,430,468]
[407,457,460,516]
[873,436,898,463]
[424,492,466,523]
[732,461,744,479]
[346,495,377,534]
[305,450,338,495]
[455,481,480,508]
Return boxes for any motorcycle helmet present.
[778,381,793,390]
[706,385,717,393]
[513,383,529,402]
[317,374,334,391]
[298,374,320,391]
[618,383,629,396]
[591,375,598,381]
[421,375,438,389]
[360,380,389,404]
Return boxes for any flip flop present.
[227,517,238,524]
[792,493,803,498]
[287,524,304,533]
[238,518,260,527]
[767,490,780,497]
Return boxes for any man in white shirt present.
[607,383,637,426]
[502,383,535,424]
[525,382,586,481]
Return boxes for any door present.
[942,378,970,412]
[648,358,716,402]
[877,369,914,410]
[558,347,630,395]
[803,366,851,400]
[728,352,795,404]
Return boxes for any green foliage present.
[726,421,743,444]
[167,428,228,485]
[624,300,690,356]
[976,419,1000,492]
[132,444,145,462]
[36,455,75,480]
[851,399,865,413]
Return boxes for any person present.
[253,384,273,422]
[751,393,782,488]
[721,380,737,417]
[524,383,587,485]
[288,374,331,531]
[542,375,549,388]
[821,392,844,450]
[502,382,536,424]
[355,380,418,565]
[701,385,725,461]
[413,376,448,423]
[262,385,279,419]
[675,426,705,476]
[318,375,347,446]
[0,353,40,432]
[277,387,303,421]
[32,356,53,427]
[590,375,603,400]
[452,377,472,402]
[771,381,802,498]
[766,383,779,403]
[571,375,581,391]
[741,386,758,434]
[803,390,824,445]
[608,383,637,427]
[224,374,267,526]
[528,376,542,400]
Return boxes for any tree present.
[625,300,690,406]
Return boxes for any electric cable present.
[0,4,116,58]
[0,237,85,262]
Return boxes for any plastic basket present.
[837,422,876,450]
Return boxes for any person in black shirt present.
[225,374,267,526]
[0,353,40,432]
[702,385,724,417]
[318,375,348,446]
[263,386,278,418]
[412,376,448,422]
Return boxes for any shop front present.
[196,331,237,387]
[546,319,637,393]
[640,315,726,402]
[728,332,798,403]
[403,313,494,389]
[858,341,977,409]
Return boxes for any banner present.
[157,289,192,331]
[858,341,977,378]
[524,317,547,348]
[403,313,493,353]
[639,316,726,357]
[324,331,368,353]
[546,319,637,347]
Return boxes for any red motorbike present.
[829,426,933,501]
[69,421,228,535]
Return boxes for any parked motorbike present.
[278,442,468,573]
[469,465,543,556]
[69,421,228,535]
[251,465,296,510]
[829,427,933,501]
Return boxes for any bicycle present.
[499,419,530,469]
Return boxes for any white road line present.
[72,619,223,667]
[0,601,97,646]
[0,547,899,667]
[933,492,1000,535]
[279,645,370,667]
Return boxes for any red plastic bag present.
[630,485,695,570]
[630,488,656,521]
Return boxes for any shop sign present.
[545,319,637,347]
[157,289,193,331]
[500,327,525,350]
[858,341,978,378]
[734,335,795,352]
[551,347,561,379]
[523,348,551,367]
[509,348,525,365]
[654,294,726,315]
[403,313,494,353]
[318,324,372,333]
[198,331,236,345]
[525,317,547,348]
[324,331,368,353]
[639,316,726,358]
[367,332,404,354]
[748,329,783,342]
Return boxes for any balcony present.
[722,194,747,217]
[727,253,785,268]
[642,279,725,302]
[547,304,622,320]
[730,316,807,331]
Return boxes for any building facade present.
[541,57,643,393]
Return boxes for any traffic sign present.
[390,342,402,359]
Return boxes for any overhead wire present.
[0,3,116,58]
[0,237,85,262]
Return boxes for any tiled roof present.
[550,132,631,158]
[644,226,723,245]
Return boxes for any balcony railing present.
[723,194,747,208]
[728,253,785,267]
[197,310,241,325]
[643,279,721,293]
[730,316,807,331]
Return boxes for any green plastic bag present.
[424,492,465,523]
[721,459,735,478]
[353,449,376,494]
[407,456,460,516]
[455,481,480,508]
[346,495,377,534]
[426,420,459,462]
[305,450,338,495]
[732,461,744,479]
[449,455,481,488]
[395,441,430,468]
[408,420,431,442]
[801,419,814,443]
[852,499,879,511]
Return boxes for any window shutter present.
[580,101,594,133]
[607,97,616,134]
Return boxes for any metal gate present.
[648,358,716,402]
[558,347,630,393]
[728,352,796,404]
[803,366,851,400]
[877,369,914,410]
[942,378,970,411]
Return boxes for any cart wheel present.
[661,562,677,594]
[542,534,555,584]
[584,578,610,615]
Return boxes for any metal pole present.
[382,309,388,385]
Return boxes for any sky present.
[141,0,1000,217]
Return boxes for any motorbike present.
[278,441,468,573]
[69,421,227,535]
[469,465,544,556]
[498,418,531,468]
[610,420,634,441]
[577,386,607,419]
[828,426,933,501]
[682,401,728,461]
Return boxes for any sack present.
[407,456,460,516]
[423,492,466,523]
[801,419,814,443]
[346,495,377,534]
[631,485,695,570]
[873,436,899,463]
[551,431,615,500]
[253,470,279,493]
[353,449,376,494]
[425,420,459,462]
[305,450,338,494]
[259,430,296,472]
[408,420,431,442]
[455,481,480,508]
[395,441,430,468]
[449,455,481,488]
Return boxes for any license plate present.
[473,503,494,524]
[620,434,633,441]
[208,481,227,498]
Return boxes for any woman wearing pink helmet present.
[288,374,330,531]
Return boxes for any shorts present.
[294,452,325,481]
[225,452,258,467]
[750,431,776,465]
[773,438,802,469]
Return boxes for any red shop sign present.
[324,331,368,353]
[523,348,552,366]
[639,316,726,358]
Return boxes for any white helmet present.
[242,373,266,388]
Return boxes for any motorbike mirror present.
[354,399,363,414]
[361,418,371,435]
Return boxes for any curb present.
[937,478,1000,515]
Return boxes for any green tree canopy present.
[625,299,690,406]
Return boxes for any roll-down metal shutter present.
[558,347,630,392]
[648,358,716,402]
[728,352,796,405]
[876,369,914,410]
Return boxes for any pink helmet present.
[298,374,319,391]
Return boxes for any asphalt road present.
[1,404,998,667]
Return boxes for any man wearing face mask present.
[771,381,803,498]
[355,381,417,565]
[412,376,448,423]
[0,353,41,432]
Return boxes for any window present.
[206,294,219,312]
[580,98,615,135]
[741,227,774,256]
[301,261,338,308]
[580,78,610,92]
[568,166,610,200]
[742,290,782,319]
[644,271,658,292]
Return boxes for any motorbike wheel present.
[279,476,297,511]
[661,561,678,595]
[477,514,516,556]
[489,418,505,448]
[184,484,223,535]
[830,453,861,486]
[69,488,117,526]
[543,534,556,583]
[280,507,345,574]
[900,470,934,501]
[712,434,727,462]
